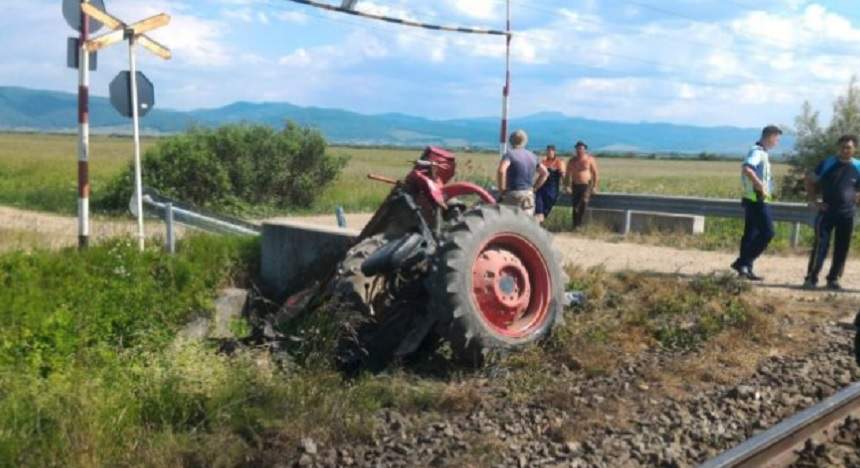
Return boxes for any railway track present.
[701,381,860,467]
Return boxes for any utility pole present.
[499,0,511,158]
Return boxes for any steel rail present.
[700,381,860,468]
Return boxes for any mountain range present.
[0,86,793,154]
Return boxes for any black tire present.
[428,204,567,366]
[332,234,389,315]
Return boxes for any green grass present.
[0,234,477,467]
[497,266,772,406]
[0,133,156,215]
[0,224,784,467]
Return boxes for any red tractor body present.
[284,146,565,372]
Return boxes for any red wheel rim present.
[470,233,551,338]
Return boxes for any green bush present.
[99,123,348,214]
[782,77,860,198]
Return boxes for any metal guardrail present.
[569,192,817,224]
[135,188,260,252]
[559,192,827,247]
[136,188,828,251]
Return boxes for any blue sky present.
[2,0,858,127]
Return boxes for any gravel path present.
[280,213,860,296]
[792,416,860,467]
[290,322,860,468]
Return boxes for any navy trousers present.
[737,199,775,268]
[806,212,854,283]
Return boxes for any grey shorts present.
[501,190,536,215]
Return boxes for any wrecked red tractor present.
[287,146,567,371]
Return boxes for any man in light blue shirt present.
[731,125,782,280]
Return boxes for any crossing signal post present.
[81,3,171,251]
[63,0,106,249]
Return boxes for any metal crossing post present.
[336,206,347,228]
[791,222,801,248]
[623,210,632,236]
[80,3,172,251]
[165,202,176,254]
[128,36,145,251]
[77,0,91,248]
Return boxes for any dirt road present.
[0,206,174,251]
[288,213,860,296]
[5,205,858,295]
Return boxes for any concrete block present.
[211,288,249,339]
[586,208,627,232]
[260,220,359,297]
[587,209,705,235]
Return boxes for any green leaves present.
[98,123,348,215]
[783,77,860,198]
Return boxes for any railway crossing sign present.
[109,71,154,118]
[81,4,171,59]
[81,2,172,251]
[63,0,104,33]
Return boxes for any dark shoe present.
[730,260,745,276]
[826,280,843,291]
[802,278,817,290]
[744,270,764,281]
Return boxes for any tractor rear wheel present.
[428,204,566,366]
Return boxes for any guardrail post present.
[165,202,176,254]
[623,210,632,236]
[336,206,347,228]
[791,222,801,248]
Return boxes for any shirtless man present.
[564,140,599,229]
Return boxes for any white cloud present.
[277,30,389,70]
[274,10,309,24]
[444,0,498,21]
[3,0,859,127]
[94,1,233,67]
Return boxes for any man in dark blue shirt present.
[803,134,860,290]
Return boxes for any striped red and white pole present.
[77,0,90,248]
[498,0,511,158]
